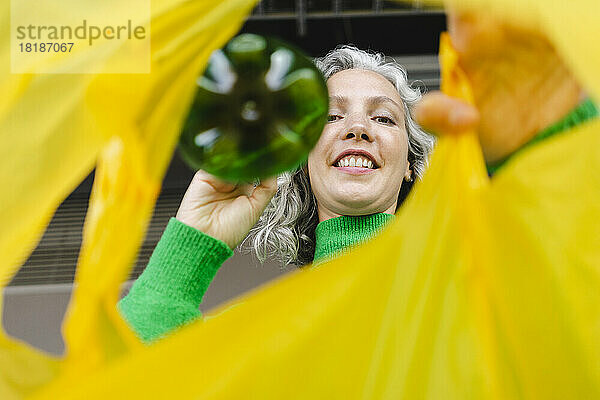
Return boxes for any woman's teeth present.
[334,156,374,169]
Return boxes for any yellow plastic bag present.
[1,0,599,398]
[0,0,257,398]
[36,32,600,400]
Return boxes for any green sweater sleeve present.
[118,217,233,343]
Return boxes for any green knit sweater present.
[118,213,394,343]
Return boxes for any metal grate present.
[9,190,184,286]
[252,0,433,16]
[250,0,442,35]
[395,54,440,91]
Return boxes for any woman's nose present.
[345,131,371,141]
[343,116,372,142]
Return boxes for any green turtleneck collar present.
[313,213,394,264]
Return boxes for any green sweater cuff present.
[313,213,394,263]
[134,217,233,305]
[119,218,233,342]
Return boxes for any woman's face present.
[308,69,411,221]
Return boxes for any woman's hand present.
[416,10,582,163]
[175,171,278,249]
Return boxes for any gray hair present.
[244,45,434,266]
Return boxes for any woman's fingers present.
[192,170,238,193]
[257,176,278,193]
[414,92,480,136]
[248,176,278,211]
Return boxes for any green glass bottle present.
[179,34,328,182]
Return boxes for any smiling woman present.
[118,46,434,342]
[247,47,434,265]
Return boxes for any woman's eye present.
[328,114,342,122]
[373,116,395,125]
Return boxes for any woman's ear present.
[404,163,413,182]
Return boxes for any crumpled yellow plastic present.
[1,0,599,399]
[33,31,599,399]
[0,0,257,398]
